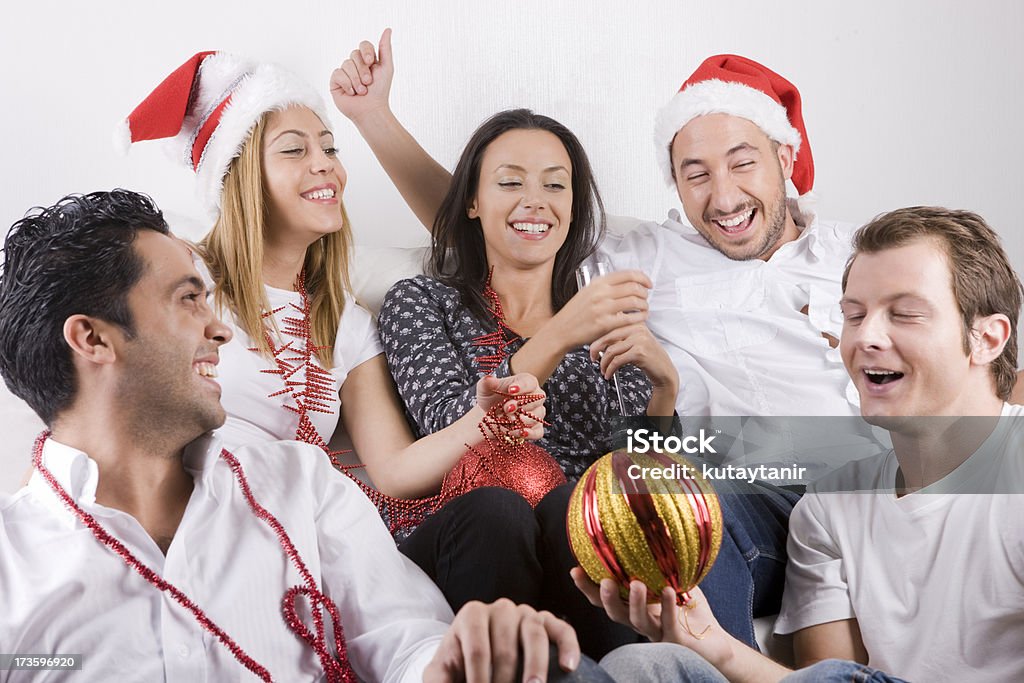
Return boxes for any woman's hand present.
[590,321,679,397]
[547,270,652,353]
[474,374,546,442]
[330,28,395,123]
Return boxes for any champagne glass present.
[576,253,628,416]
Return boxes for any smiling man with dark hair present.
[0,190,608,683]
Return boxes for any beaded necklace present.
[471,268,522,373]
[31,431,356,682]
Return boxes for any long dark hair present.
[428,109,606,322]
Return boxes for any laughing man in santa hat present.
[332,35,865,424]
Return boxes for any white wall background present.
[2,0,1022,492]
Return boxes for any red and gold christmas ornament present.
[568,449,723,604]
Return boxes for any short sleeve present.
[334,297,384,375]
[773,492,857,635]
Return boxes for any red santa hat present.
[115,51,330,218]
[654,54,813,198]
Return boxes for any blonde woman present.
[121,52,553,612]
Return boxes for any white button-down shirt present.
[0,435,452,682]
[604,208,859,417]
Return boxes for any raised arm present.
[330,28,452,231]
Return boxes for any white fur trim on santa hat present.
[654,79,802,186]
[167,53,330,219]
[113,118,133,156]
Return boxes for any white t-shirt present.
[212,281,382,450]
[0,435,451,682]
[775,404,1024,681]
[602,206,858,417]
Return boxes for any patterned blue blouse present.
[378,275,653,481]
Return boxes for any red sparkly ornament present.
[441,389,565,507]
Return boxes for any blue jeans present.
[600,643,727,682]
[697,479,800,648]
[784,659,910,683]
[600,645,910,683]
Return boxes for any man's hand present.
[424,599,580,683]
[570,569,724,654]
[475,374,546,442]
[330,28,395,123]
[570,569,792,683]
[589,322,677,388]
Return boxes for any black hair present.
[428,109,606,322]
[0,189,169,424]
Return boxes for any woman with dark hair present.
[335,40,678,659]
[378,108,678,481]
[333,33,802,663]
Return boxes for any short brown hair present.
[843,206,1022,400]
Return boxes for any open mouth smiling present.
[509,221,551,236]
[301,185,337,201]
[711,208,756,234]
[864,368,904,385]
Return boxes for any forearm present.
[702,632,792,683]
[507,322,573,385]
[372,404,487,499]
[348,106,451,231]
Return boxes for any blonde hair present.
[197,111,353,368]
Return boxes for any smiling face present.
[467,128,573,272]
[117,231,233,437]
[671,113,799,261]
[840,238,1002,421]
[261,106,347,245]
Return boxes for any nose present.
[206,313,233,346]
[707,172,748,216]
[520,181,546,210]
[310,146,336,175]
[851,312,891,352]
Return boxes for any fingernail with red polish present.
[520,428,530,437]
[505,402,517,413]
[509,384,520,395]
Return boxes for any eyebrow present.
[270,129,334,144]
[168,275,207,296]
[494,164,570,174]
[678,142,761,172]
[840,293,934,308]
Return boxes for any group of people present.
[0,28,1021,683]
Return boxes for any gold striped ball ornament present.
[568,449,723,604]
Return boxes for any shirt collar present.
[28,432,225,512]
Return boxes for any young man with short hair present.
[581,206,1024,682]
